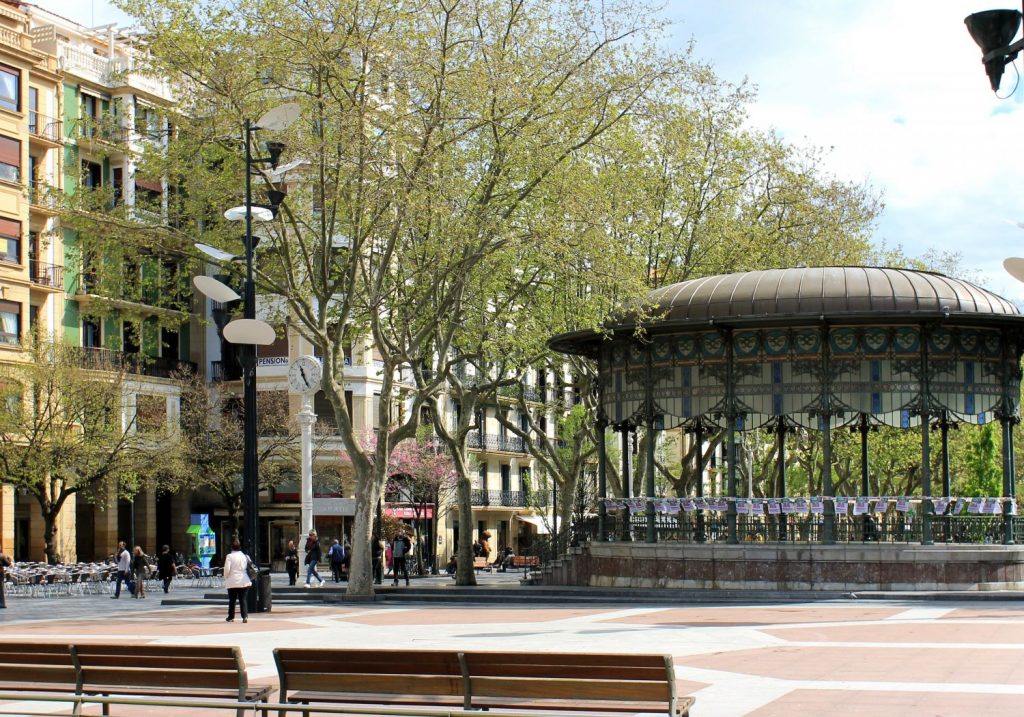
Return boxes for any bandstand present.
[549,267,1024,591]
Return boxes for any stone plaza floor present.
[2,577,1024,716]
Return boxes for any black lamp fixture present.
[965,8,1024,91]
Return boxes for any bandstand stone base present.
[552,542,1024,592]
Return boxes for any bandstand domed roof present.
[650,267,1018,322]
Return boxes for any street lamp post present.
[192,103,299,611]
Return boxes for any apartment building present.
[0,0,65,558]
[0,5,193,561]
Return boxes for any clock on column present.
[288,355,322,394]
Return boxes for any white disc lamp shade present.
[223,318,277,346]
[224,205,274,222]
[192,275,241,303]
[1004,257,1024,284]
[195,243,238,263]
[256,102,301,131]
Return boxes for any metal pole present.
[860,414,871,541]
[940,412,952,542]
[621,424,631,541]
[242,118,261,611]
[725,329,738,545]
[645,344,656,544]
[821,324,834,545]
[777,419,787,542]
[297,393,316,565]
[1002,415,1016,545]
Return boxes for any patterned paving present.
[2,595,1024,715]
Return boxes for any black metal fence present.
[590,511,1024,545]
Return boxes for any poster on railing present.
[953,498,967,514]
[781,498,795,514]
[834,496,849,515]
[968,497,983,514]
[983,498,1000,515]
[1011,499,1018,515]
[736,499,750,515]
[767,499,781,515]
[933,498,950,514]
[895,497,910,513]
[853,498,869,515]
[810,497,824,514]
[795,497,809,514]
[876,497,889,513]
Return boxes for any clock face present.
[288,356,322,394]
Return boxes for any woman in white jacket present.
[223,539,252,623]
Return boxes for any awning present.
[515,514,551,535]
[385,505,434,520]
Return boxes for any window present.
[82,318,101,348]
[0,217,20,263]
[82,160,102,188]
[0,301,19,345]
[0,135,20,183]
[135,394,166,432]
[501,464,511,492]
[0,66,19,112]
[478,462,488,491]
[28,87,37,133]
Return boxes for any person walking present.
[132,546,148,599]
[0,541,11,609]
[284,540,299,586]
[112,541,132,599]
[223,539,252,623]
[157,545,175,594]
[391,530,411,587]
[371,533,383,585]
[328,539,345,583]
[304,530,324,588]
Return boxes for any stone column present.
[0,485,14,556]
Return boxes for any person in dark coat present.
[304,530,324,587]
[371,533,383,585]
[157,545,175,593]
[284,540,299,586]
[0,541,11,608]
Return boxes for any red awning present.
[385,505,433,519]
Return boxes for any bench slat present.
[468,652,667,668]
[0,666,77,684]
[79,667,242,691]
[287,672,463,696]
[469,664,668,680]
[469,676,670,702]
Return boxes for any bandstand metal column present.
[938,411,954,542]
[1000,330,1017,546]
[693,420,705,542]
[820,323,835,545]
[857,414,872,541]
[776,418,788,541]
[919,323,934,546]
[645,344,657,544]
[724,328,738,545]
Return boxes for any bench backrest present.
[464,651,675,710]
[72,644,248,696]
[0,642,77,688]
[275,648,676,714]
[275,648,465,702]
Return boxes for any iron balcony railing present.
[466,430,528,453]
[76,115,129,145]
[28,259,63,289]
[28,112,63,143]
[73,346,196,378]
[470,489,551,507]
[27,181,59,210]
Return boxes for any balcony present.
[466,430,528,454]
[210,359,241,382]
[28,113,63,146]
[28,259,63,290]
[72,346,196,379]
[26,181,59,213]
[75,115,129,150]
[470,489,551,507]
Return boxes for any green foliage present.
[955,423,1002,498]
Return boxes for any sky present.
[43,0,1024,303]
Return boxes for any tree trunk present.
[454,469,477,586]
[347,473,380,596]
[42,510,58,565]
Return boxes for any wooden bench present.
[71,643,272,717]
[0,642,77,698]
[473,556,491,572]
[274,647,693,716]
[274,648,466,716]
[510,555,541,573]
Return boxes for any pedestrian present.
[132,546,148,599]
[112,541,132,599]
[304,530,324,587]
[342,537,351,581]
[480,530,492,562]
[223,539,251,623]
[157,545,175,594]
[371,533,383,585]
[284,540,299,586]
[328,539,345,582]
[391,530,411,587]
[0,541,10,609]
